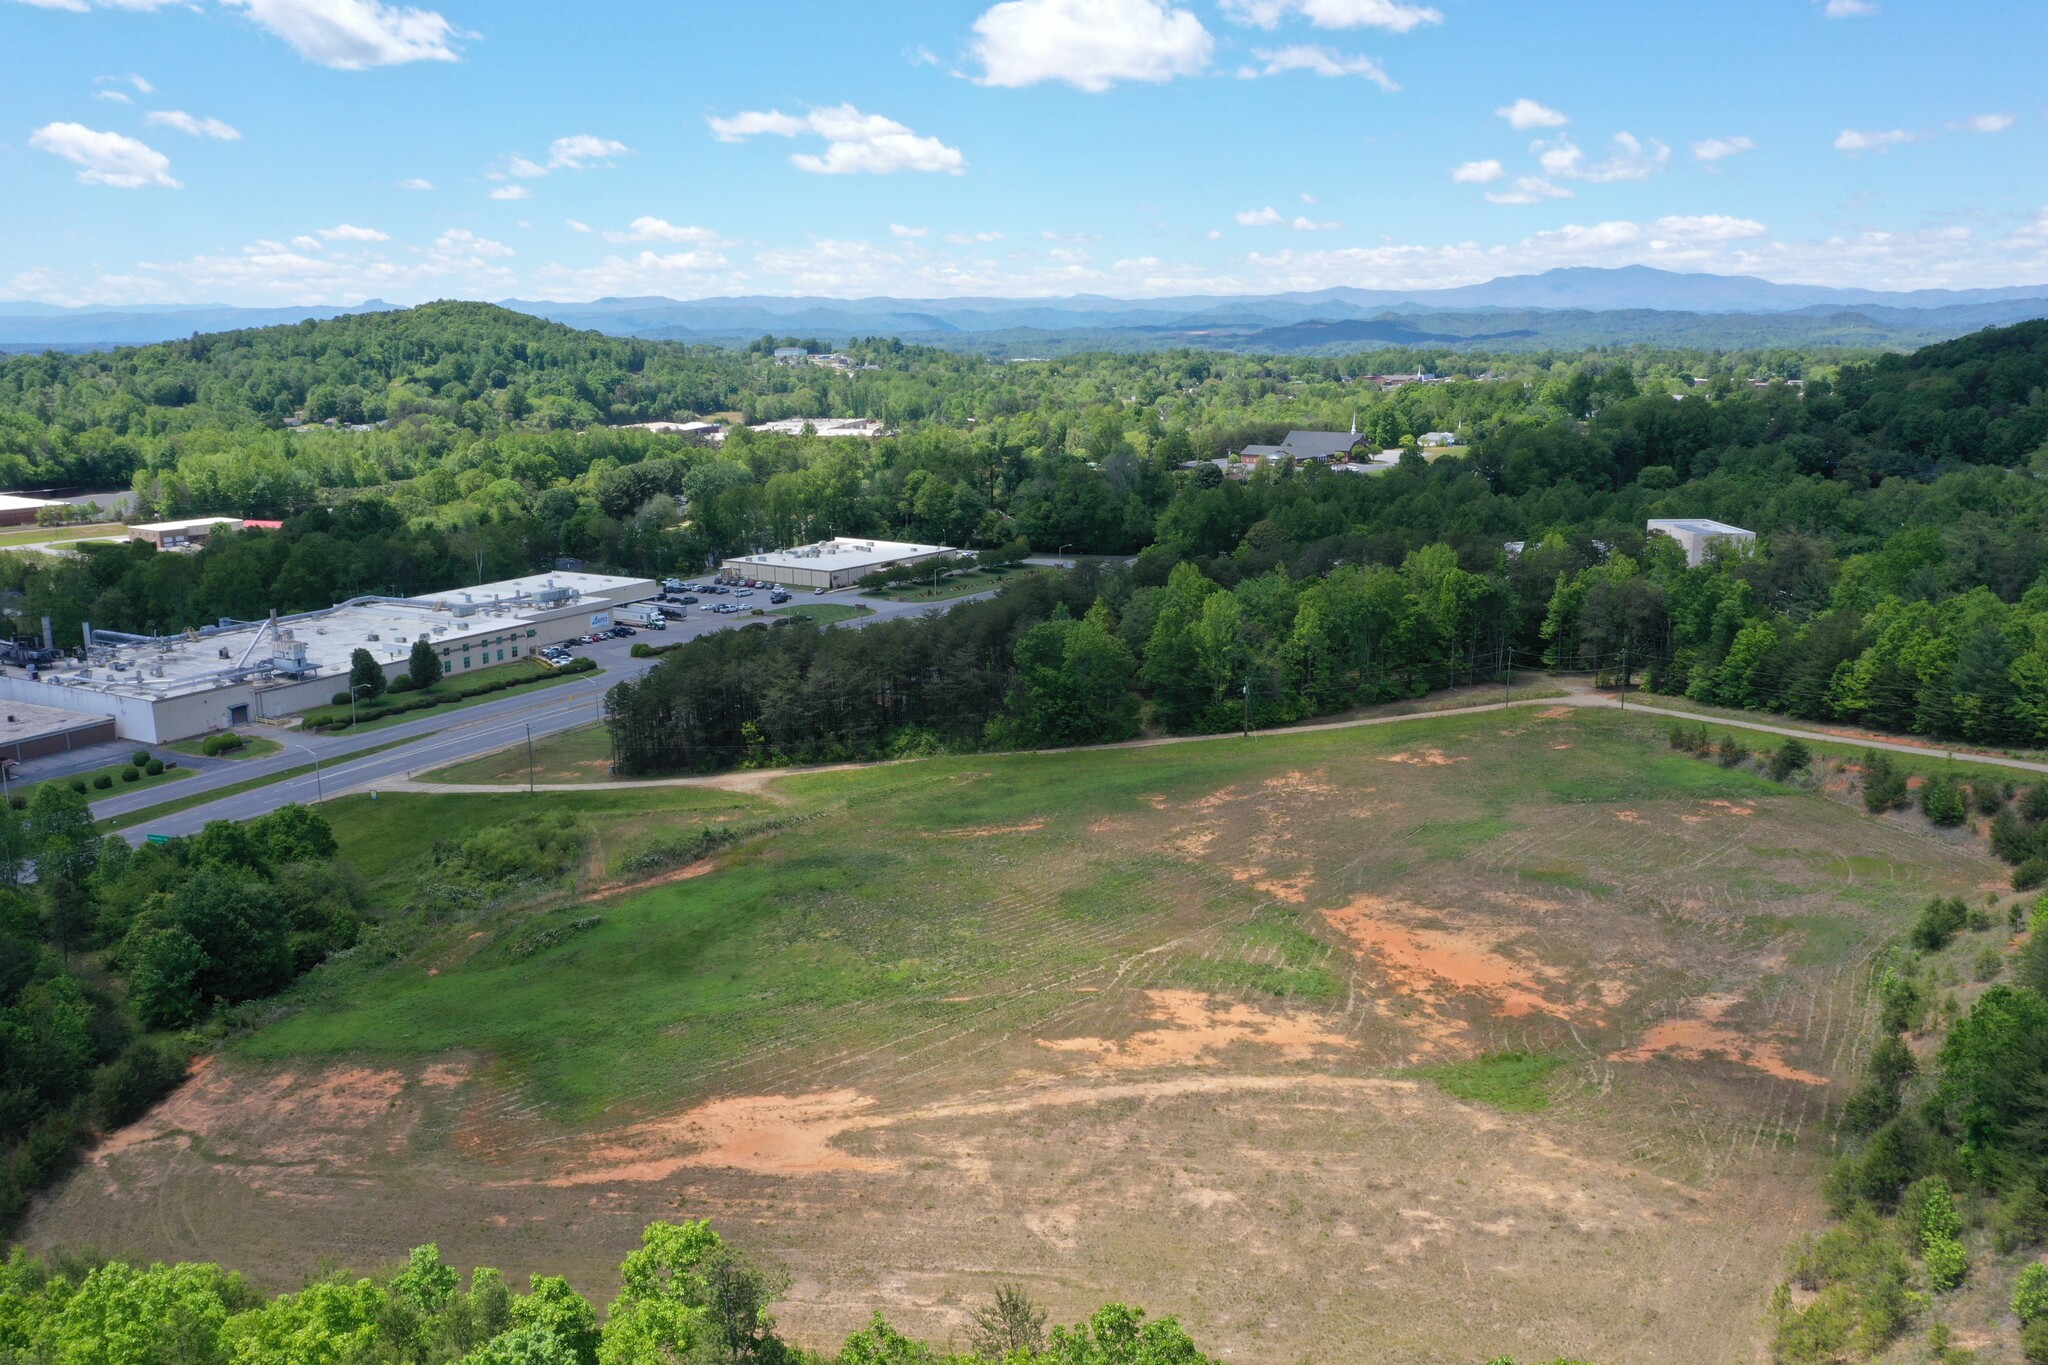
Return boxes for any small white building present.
[772,348,808,365]
[746,417,887,440]
[1419,431,1457,448]
[1647,518,1756,567]
[723,538,956,590]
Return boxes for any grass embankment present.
[0,523,125,550]
[94,736,414,833]
[861,566,1031,602]
[299,658,597,733]
[249,706,1977,1122]
[55,705,2006,1364]
[768,602,872,624]
[423,724,614,785]
[166,734,284,761]
[31,756,191,798]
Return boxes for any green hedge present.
[202,731,245,756]
[306,656,595,730]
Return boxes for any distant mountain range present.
[4,267,2047,355]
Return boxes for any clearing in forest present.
[21,708,1998,1365]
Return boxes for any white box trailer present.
[615,603,668,629]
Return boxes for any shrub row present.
[308,657,593,731]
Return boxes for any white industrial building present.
[722,538,956,590]
[1647,518,1756,567]
[0,571,655,743]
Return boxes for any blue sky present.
[4,0,2045,305]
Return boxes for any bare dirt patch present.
[1323,896,1577,1029]
[543,1090,891,1184]
[1611,994,1827,1086]
[1036,989,1353,1070]
[1380,749,1467,767]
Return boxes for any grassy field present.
[767,602,872,624]
[0,522,125,549]
[30,756,192,797]
[25,706,2005,1364]
[92,735,414,833]
[299,660,598,733]
[422,723,614,785]
[861,566,1032,602]
[166,734,284,761]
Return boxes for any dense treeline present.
[601,321,2048,768]
[4,311,2047,758]
[1,796,353,1224]
[0,1219,1219,1364]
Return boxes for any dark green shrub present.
[144,759,163,776]
[7,794,22,810]
[2023,1317,2048,1365]
[130,750,149,767]
[119,767,140,783]
[68,780,86,795]
[1768,738,1813,781]
[88,1039,189,1130]
[2024,783,2048,823]
[91,773,112,790]
[2017,859,2048,892]
[1910,897,1969,952]
[1920,777,1967,827]
[331,691,352,707]
[201,731,245,756]
[1879,969,1924,1035]
[388,673,415,692]
[1863,752,1910,813]
[1972,782,2012,816]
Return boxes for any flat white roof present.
[727,538,955,573]
[0,494,62,512]
[1648,518,1753,536]
[29,571,654,703]
[131,516,241,534]
[406,570,651,609]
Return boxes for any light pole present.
[1058,543,1073,565]
[293,743,324,801]
[349,681,374,727]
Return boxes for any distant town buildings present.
[747,417,888,439]
[1646,518,1756,567]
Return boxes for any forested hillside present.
[2,309,2047,761]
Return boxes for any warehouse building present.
[0,494,65,527]
[1646,518,1756,567]
[0,571,654,743]
[721,537,957,590]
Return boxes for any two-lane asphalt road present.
[98,584,1000,841]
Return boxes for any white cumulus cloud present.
[1822,0,1876,15]
[1450,158,1503,184]
[218,0,467,69]
[970,0,1213,92]
[434,227,511,259]
[1222,0,1440,30]
[146,110,242,140]
[1538,132,1669,183]
[488,185,530,200]
[707,104,964,175]
[29,122,179,188]
[319,223,388,241]
[890,223,928,238]
[1485,176,1572,206]
[1235,206,1284,227]
[601,216,723,245]
[1291,216,1339,231]
[396,177,433,190]
[1835,127,1917,152]
[1497,97,1566,130]
[1238,44,1395,90]
[1963,112,2015,133]
[1691,135,1755,162]
[1650,214,1767,241]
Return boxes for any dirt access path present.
[378,682,2048,798]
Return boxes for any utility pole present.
[526,723,535,794]
[1618,645,1629,711]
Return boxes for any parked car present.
[679,594,699,604]
[812,587,827,595]
[734,588,753,597]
